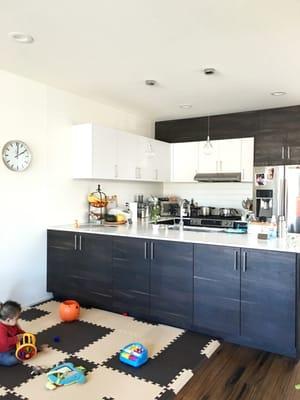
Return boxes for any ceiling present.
[0,0,300,121]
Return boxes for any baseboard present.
[25,294,53,308]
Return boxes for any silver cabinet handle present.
[74,234,77,251]
[150,242,154,260]
[287,146,291,159]
[242,168,245,180]
[242,251,247,272]
[233,250,238,271]
[135,167,139,179]
[155,169,158,180]
[216,160,218,171]
[281,146,285,159]
[144,242,147,260]
[114,164,118,178]
[220,160,222,171]
[79,235,82,251]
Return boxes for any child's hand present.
[17,334,23,342]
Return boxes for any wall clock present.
[2,140,32,171]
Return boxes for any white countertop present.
[48,221,300,253]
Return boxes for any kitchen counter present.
[48,221,300,253]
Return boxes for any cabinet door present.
[218,139,242,172]
[92,125,117,179]
[171,142,198,182]
[254,132,286,166]
[154,139,170,182]
[210,111,259,139]
[241,137,254,181]
[113,237,150,319]
[136,136,154,181]
[286,132,300,165]
[116,130,138,179]
[79,234,113,308]
[197,140,219,173]
[150,240,193,329]
[47,230,80,295]
[241,249,296,354]
[194,244,240,336]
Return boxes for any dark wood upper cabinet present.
[254,132,285,166]
[210,111,259,140]
[259,106,300,135]
[155,117,208,143]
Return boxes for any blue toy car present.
[119,342,148,367]
[46,362,86,390]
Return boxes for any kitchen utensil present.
[199,206,211,216]
[242,198,253,211]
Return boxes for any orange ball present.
[59,300,80,322]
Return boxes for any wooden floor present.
[176,342,300,400]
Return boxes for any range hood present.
[194,172,241,182]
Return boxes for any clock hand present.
[18,150,27,157]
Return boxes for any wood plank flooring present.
[176,342,300,400]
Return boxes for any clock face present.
[2,140,32,171]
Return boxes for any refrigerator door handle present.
[287,146,291,160]
[281,146,285,160]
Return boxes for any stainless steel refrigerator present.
[253,165,300,233]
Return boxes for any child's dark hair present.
[0,301,21,321]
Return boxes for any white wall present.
[163,182,253,210]
[0,70,160,307]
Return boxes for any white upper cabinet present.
[116,130,138,180]
[198,139,241,173]
[172,142,198,182]
[171,138,254,182]
[197,140,220,173]
[72,123,117,179]
[241,137,254,182]
[218,139,242,172]
[72,123,170,181]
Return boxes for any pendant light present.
[203,115,213,155]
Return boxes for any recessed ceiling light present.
[203,67,216,75]
[8,32,34,44]
[271,91,287,96]
[179,104,192,109]
[145,79,157,86]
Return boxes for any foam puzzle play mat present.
[0,300,221,400]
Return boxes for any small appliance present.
[160,201,180,217]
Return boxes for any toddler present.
[0,301,24,366]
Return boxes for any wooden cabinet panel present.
[241,138,254,181]
[286,132,300,165]
[210,111,259,139]
[47,230,113,308]
[194,244,240,336]
[155,117,208,143]
[254,132,285,166]
[260,106,300,135]
[113,237,150,319]
[241,249,296,354]
[150,241,193,329]
[171,142,198,181]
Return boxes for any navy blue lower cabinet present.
[47,231,113,308]
[150,240,193,329]
[112,237,150,319]
[193,244,240,336]
[240,249,296,355]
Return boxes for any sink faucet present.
[179,199,186,230]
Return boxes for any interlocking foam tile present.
[138,324,184,358]
[19,311,61,334]
[167,369,194,394]
[75,330,140,364]
[0,392,26,400]
[20,308,50,322]
[36,321,113,354]
[24,346,67,369]
[34,300,61,314]
[79,307,155,336]
[0,363,34,390]
[15,365,163,400]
